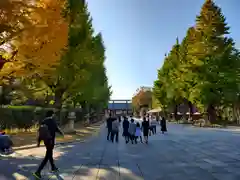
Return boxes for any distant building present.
[107,100,132,115]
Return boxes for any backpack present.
[38,123,52,141]
[112,121,119,131]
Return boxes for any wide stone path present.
[1,122,240,180]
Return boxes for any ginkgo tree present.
[0,0,31,46]
[0,0,68,79]
[39,0,111,110]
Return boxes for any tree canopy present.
[132,87,152,115]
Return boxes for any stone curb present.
[13,121,104,151]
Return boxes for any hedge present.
[0,106,85,131]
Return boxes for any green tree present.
[42,0,95,109]
[187,0,234,123]
[153,0,240,124]
[176,27,199,120]
[154,39,183,119]
[71,33,111,113]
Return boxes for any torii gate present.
[106,99,132,116]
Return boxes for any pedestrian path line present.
[95,141,109,179]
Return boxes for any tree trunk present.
[54,90,63,110]
[181,103,188,123]
[188,101,193,121]
[174,104,178,122]
[73,100,77,108]
[233,103,240,124]
[163,111,168,120]
[207,104,216,124]
[53,89,64,125]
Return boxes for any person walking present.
[161,116,167,134]
[141,117,150,144]
[106,113,113,141]
[122,116,130,143]
[128,119,136,144]
[150,117,158,134]
[111,117,120,143]
[135,122,143,144]
[33,110,64,179]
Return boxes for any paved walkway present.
[1,122,240,180]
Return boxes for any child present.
[135,122,143,144]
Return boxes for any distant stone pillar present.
[66,111,76,133]
[105,109,108,118]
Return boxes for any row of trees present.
[153,0,240,124]
[0,0,111,114]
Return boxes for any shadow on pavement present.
[0,126,145,180]
[0,144,143,180]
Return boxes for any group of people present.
[106,114,167,144]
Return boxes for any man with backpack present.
[33,110,64,179]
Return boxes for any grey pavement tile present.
[72,164,99,180]
[226,161,240,169]
[215,156,239,163]
[207,166,230,174]
[202,158,228,167]
[212,173,240,180]
[101,158,119,166]
[224,166,240,174]
[183,166,215,179]
[119,166,143,180]
[156,173,194,180]
[118,162,143,179]
[96,165,119,180]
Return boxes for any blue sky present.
[87,0,240,100]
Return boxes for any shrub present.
[0,106,85,132]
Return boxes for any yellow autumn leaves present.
[0,0,68,78]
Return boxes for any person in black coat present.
[141,117,150,144]
[122,116,130,143]
[160,116,167,134]
[106,113,113,141]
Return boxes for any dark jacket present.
[142,120,149,131]
[161,117,167,132]
[106,117,113,129]
[38,117,62,144]
[122,119,129,131]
